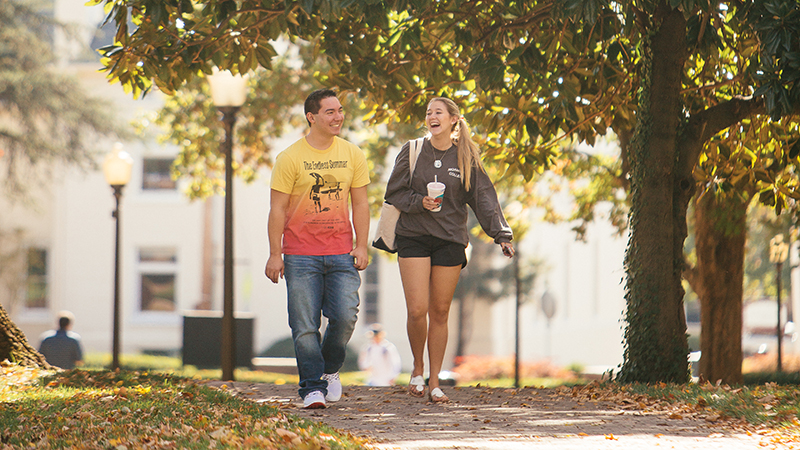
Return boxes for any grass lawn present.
[0,362,369,449]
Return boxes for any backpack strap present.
[408,137,424,183]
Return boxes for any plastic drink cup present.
[427,181,446,212]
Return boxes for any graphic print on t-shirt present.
[271,136,369,255]
[309,172,343,213]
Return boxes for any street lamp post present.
[770,234,789,372]
[207,68,248,381]
[103,143,133,371]
[513,252,521,388]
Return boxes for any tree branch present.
[682,257,701,302]
[474,2,553,46]
[680,96,765,169]
[700,97,764,142]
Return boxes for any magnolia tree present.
[0,0,121,366]
[94,0,800,383]
[1,0,120,198]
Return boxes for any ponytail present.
[453,117,484,191]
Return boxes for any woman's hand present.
[422,195,439,211]
[501,242,515,258]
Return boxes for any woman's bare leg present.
[426,265,461,391]
[399,257,432,378]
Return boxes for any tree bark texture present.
[694,193,746,385]
[678,96,764,384]
[0,303,51,368]
[454,238,494,360]
[455,292,475,360]
[620,6,689,382]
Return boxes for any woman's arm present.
[467,166,513,244]
[384,142,426,213]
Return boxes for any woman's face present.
[426,100,458,138]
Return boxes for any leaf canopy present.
[94,1,800,208]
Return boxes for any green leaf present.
[255,45,275,69]
[525,117,540,141]
[506,45,527,62]
[218,0,238,22]
[243,47,256,72]
[789,139,800,159]
[718,143,731,158]
[467,53,506,91]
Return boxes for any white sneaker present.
[303,390,326,409]
[322,372,342,402]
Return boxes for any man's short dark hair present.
[59,316,71,329]
[304,89,338,125]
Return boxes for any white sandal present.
[408,375,425,398]
[429,387,449,403]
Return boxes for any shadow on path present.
[206,382,775,449]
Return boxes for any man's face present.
[308,96,344,136]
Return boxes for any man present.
[358,323,402,386]
[38,311,84,369]
[265,89,369,409]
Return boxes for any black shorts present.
[396,235,467,268]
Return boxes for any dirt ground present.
[205,381,791,449]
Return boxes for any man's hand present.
[265,255,284,283]
[266,190,289,284]
[351,245,369,271]
[349,185,370,271]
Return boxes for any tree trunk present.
[694,193,746,385]
[453,237,494,360]
[454,292,475,359]
[0,303,51,368]
[619,6,689,383]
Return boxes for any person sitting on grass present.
[39,311,84,370]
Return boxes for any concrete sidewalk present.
[206,381,785,449]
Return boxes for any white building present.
[3,0,631,375]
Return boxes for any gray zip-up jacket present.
[384,138,513,247]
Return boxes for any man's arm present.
[350,185,369,270]
[265,189,290,283]
[74,341,84,367]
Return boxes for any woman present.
[384,97,514,403]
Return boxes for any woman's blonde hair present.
[428,97,485,191]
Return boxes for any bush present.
[259,336,360,372]
[743,353,800,374]
[259,336,296,357]
[452,355,576,382]
[83,353,182,371]
[743,371,800,385]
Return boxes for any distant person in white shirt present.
[358,324,401,386]
[39,311,84,369]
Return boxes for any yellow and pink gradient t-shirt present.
[271,136,370,256]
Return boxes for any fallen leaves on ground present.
[0,362,368,449]
[8,360,800,448]
[0,360,45,401]
[566,380,800,445]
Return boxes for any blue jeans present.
[284,254,361,399]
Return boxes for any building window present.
[362,257,379,325]
[139,248,177,312]
[142,158,176,190]
[26,248,47,309]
